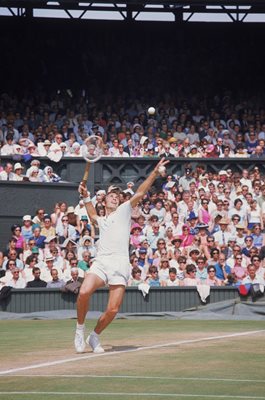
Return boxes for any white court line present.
[0,392,264,399]
[4,375,265,383]
[0,329,264,376]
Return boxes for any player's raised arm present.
[78,183,98,223]
[130,157,169,208]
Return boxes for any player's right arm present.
[78,184,98,223]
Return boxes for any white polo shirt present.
[96,201,132,258]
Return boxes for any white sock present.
[91,330,99,336]
[76,323,85,330]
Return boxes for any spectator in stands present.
[41,256,61,282]
[146,266,161,287]
[198,199,211,226]
[77,236,96,260]
[51,201,67,228]
[1,134,15,155]
[11,224,25,251]
[77,250,91,272]
[250,255,265,279]
[29,224,46,249]
[50,247,64,271]
[158,258,170,284]
[41,215,56,238]
[206,266,223,286]
[2,239,22,264]
[61,238,77,259]
[23,255,40,282]
[179,225,194,248]
[23,241,43,262]
[213,218,230,247]
[62,250,76,271]
[150,199,166,223]
[231,253,247,282]
[196,256,208,282]
[26,160,44,181]
[147,223,165,252]
[66,267,84,285]
[27,166,42,182]
[246,200,263,232]
[56,214,77,243]
[32,208,46,228]
[5,267,26,288]
[46,268,65,288]
[214,252,231,281]
[2,250,24,271]
[242,264,265,285]
[13,163,24,181]
[0,162,15,180]
[128,267,144,286]
[207,248,220,267]
[130,223,143,249]
[21,215,33,243]
[242,235,255,257]
[26,266,47,287]
[182,264,201,286]
[163,267,180,286]
[43,166,61,183]
[250,224,264,248]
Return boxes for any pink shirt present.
[15,236,25,249]
[183,277,200,286]
[200,208,211,224]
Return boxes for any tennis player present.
[75,157,169,353]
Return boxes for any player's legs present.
[87,285,126,353]
[74,273,105,353]
[77,272,105,324]
[94,284,126,334]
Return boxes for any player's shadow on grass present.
[107,345,141,352]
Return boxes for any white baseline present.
[0,392,264,399]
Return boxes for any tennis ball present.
[158,165,166,174]
[148,107,156,115]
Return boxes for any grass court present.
[0,319,265,400]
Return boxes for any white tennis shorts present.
[88,255,131,286]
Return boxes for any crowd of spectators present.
[1,162,265,291]
[1,91,265,183]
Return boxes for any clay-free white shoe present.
[74,329,86,353]
[86,332,105,353]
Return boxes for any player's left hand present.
[154,157,170,175]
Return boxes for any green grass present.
[0,319,265,400]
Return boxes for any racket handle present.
[82,162,91,185]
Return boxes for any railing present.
[1,155,265,191]
[0,286,240,314]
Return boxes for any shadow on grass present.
[107,345,141,352]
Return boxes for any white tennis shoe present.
[74,329,86,353]
[86,332,105,353]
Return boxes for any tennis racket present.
[81,135,103,185]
